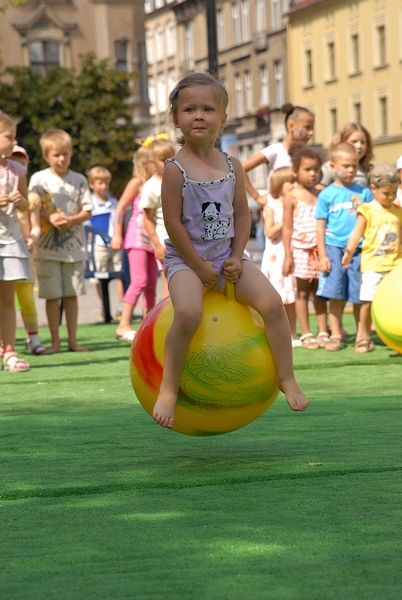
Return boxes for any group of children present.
[1,72,401,434]
[253,117,402,355]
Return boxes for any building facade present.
[145,0,292,190]
[0,0,149,126]
[288,0,402,163]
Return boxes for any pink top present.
[291,197,317,250]
[124,193,153,251]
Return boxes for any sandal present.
[300,333,320,349]
[3,352,29,372]
[116,330,136,343]
[317,332,330,348]
[325,335,344,351]
[27,341,53,355]
[354,338,375,354]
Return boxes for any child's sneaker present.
[291,334,301,348]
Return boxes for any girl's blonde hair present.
[133,146,151,179]
[330,122,373,173]
[269,167,295,199]
[168,72,229,145]
[0,112,16,134]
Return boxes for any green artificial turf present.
[1,316,401,600]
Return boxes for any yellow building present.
[287,0,402,164]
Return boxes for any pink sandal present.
[27,341,53,355]
[3,352,30,372]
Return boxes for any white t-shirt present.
[0,159,26,246]
[259,142,292,190]
[396,155,402,170]
[138,175,167,244]
[29,168,93,262]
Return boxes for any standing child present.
[319,122,374,189]
[139,138,176,300]
[152,72,308,429]
[0,113,30,371]
[28,129,93,353]
[242,103,315,206]
[86,166,124,322]
[282,144,329,349]
[315,142,373,350]
[111,146,158,343]
[260,166,300,346]
[342,164,402,353]
[11,146,50,355]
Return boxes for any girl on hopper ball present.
[152,72,309,429]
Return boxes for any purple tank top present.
[164,154,237,270]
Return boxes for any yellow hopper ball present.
[371,264,402,354]
[130,283,279,436]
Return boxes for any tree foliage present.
[0,53,145,193]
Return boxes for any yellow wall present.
[288,0,402,164]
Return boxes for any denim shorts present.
[317,245,361,304]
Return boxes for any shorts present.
[317,245,361,304]
[94,244,122,272]
[360,271,387,302]
[37,260,85,299]
[293,246,319,281]
[0,256,31,281]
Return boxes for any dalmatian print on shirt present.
[201,201,231,241]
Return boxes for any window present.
[29,41,59,75]
[166,21,175,57]
[326,41,336,79]
[156,27,164,61]
[353,101,362,123]
[115,40,129,71]
[304,48,313,85]
[168,69,176,99]
[330,107,338,137]
[145,30,154,64]
[157,74,166,113]
[379,96,388,135]
[155,0,164,8]
[184,22,195,70]
[274,61,284,107]
[144,0,153,13]
[272,0,281,31]
[256,0,266,33]
[232,3,240,46]
[245,70,253,112]
[351,33,360,72]
[241,0,250,42]
[376,24,386,64]
[148,79,156,116]
[259,65,269,106]
[217,8,226,51]
[234,73,244,117]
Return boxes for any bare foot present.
[68,343,88,352]
[152,391,177,428]
[47,343,61,354]
[280,379,309,412]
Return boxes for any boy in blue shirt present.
[315,142,373,350]
[87,166,124,321]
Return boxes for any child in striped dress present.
[282,144,329,349]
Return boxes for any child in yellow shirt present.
[342,164,402,353]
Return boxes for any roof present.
[289,0,328,14]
